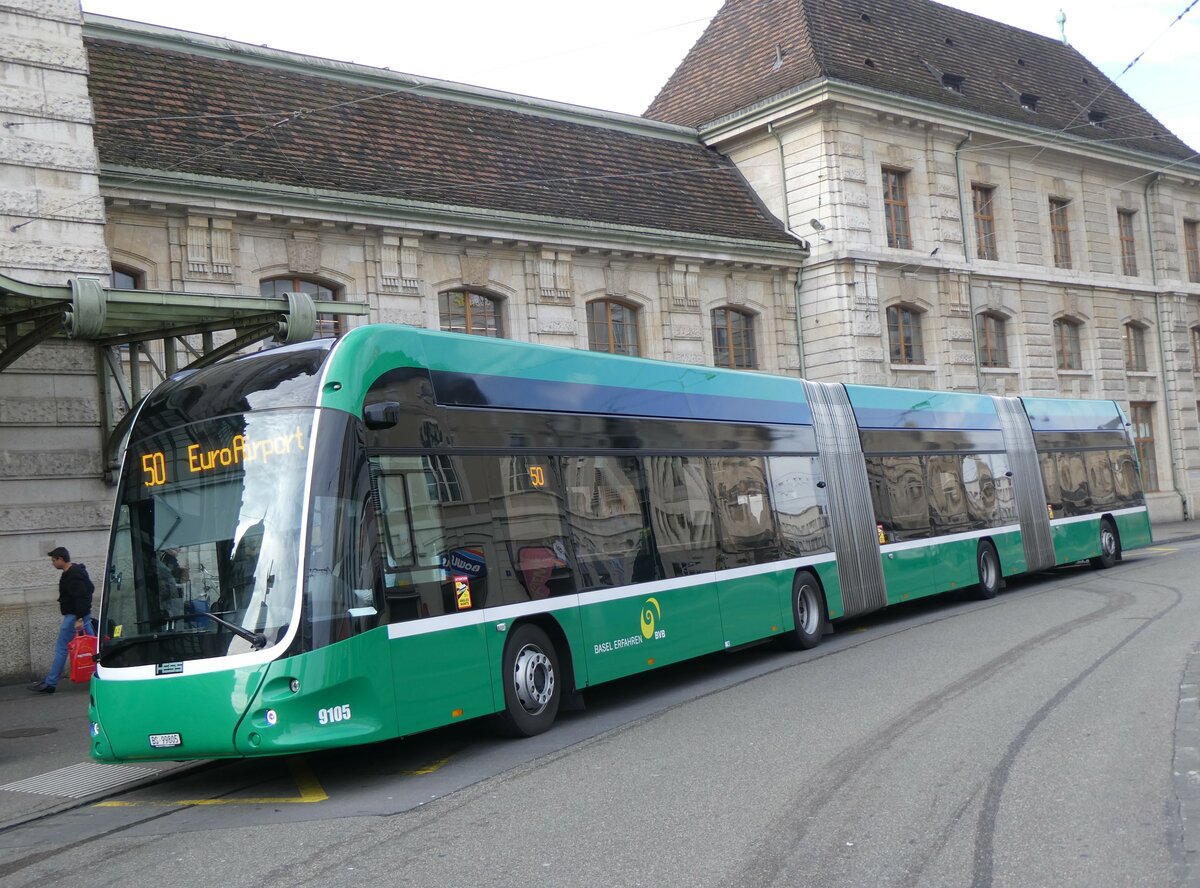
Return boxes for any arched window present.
[587,299,639,356]
[711,308,756,369]
[1123,322,1148,372]
[111,264,144,289]
[887,304,925,365]
[975,312,1009,368]
[439,289,503,337]
[260,277,341,337]
[1053,318,1083,370]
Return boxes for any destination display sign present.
[133,415,312,492]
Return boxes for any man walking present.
[29,546,95,695]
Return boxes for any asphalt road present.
[1,540,1196,887]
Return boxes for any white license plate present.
[148,733,182,749]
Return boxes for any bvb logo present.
[640,597,661,640]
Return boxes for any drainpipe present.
[953,131,982,392]
[1142,173,1189,518]
[769,121,807,378]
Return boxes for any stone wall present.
[0,0,112,680]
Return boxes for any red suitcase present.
[68,630,98,683]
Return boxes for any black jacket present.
[58,563,94,618]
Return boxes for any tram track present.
[736,556,1185,887]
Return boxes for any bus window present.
[560,455,660,590]
[306,462,382,648]
[1056,451,1090,516]
[646,456,719,578]
[372,454,494,620]
[767,456,831,556]
[985,453,1018,525]
[709,456,780,566]
[1085,450,1116,508]
[866,455,931,542]
[490,456,574,603]
[961,455,996,528]
[927,455,969,536]
[1039,452,1062,515]
[1111,449,1144,506]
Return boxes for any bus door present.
[708,457,785,647]
[372,454,495,733]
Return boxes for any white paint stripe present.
[387,551,837,640]
[1050,505,1148,528]
[881,524,1021,554]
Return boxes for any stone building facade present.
[647,0,1200,523]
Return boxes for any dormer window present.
[1088,109,1107,126]
[942,73,964,93]
[1020,93,1039,112]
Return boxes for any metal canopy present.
[0,272,369,481]
[0,273,367,370]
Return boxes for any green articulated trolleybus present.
[89,325,1151,762]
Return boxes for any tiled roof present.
[83,34,800,250]
[646,0,1196,161]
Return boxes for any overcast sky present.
[81,0,1199,153]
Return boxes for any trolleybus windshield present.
[101,409,313,669]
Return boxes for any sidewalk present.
[0,672,194,830]
[1,519,1196,831]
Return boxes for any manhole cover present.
[0,727,58,739]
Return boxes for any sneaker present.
[28,682,55,694]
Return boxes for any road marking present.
[398,756,451,776]
[1143,547,1178,555]
[93,757,327,807]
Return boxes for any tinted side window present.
[927,455,969,536]
[1111,448,1144,506]
[985,454,1018,525]
[768,456,831,555]
[560,455,660,590]
[1085,450,1116,508]
[962,455,996,527]
[709,456,780,567]
[372,454,494,621]
[866,455,931,542]
[646,456,719,577]
[1056,451,1090,517]
[1039,452,1062,515]
[489,456,574,603]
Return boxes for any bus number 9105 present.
[317,704,352,725]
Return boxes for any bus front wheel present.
[974,540,1003,600]
[494,623,561,737]
[783,571,825,650]
[1090,519,1120,569]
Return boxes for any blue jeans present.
[44,613,95,688]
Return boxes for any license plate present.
[148,733,182,749]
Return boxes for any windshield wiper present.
[99,633,166,663]
[202,610,268,650]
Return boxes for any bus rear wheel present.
[494,623,561,737]
[783,571,825,650]
[1090,518,1120,569]
[973,540,1003,600]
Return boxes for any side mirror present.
[363,401,401,430]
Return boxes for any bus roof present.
[320,325,814,426]
[844,384,1002,431]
